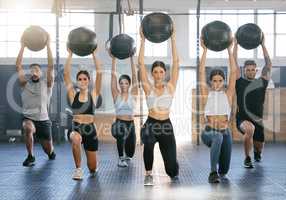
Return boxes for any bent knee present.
[70,132,82,145]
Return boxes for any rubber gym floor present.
[0,142,285,200]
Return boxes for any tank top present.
[114,93,135,116]
[204,90,231,119]
[146,85,173,110]
[71,92,95,115]
[21,76,52,121]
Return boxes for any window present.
[276,12,286,57]
[0,9,56,58]
[257,10,274,58]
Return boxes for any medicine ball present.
[22,26,48,51]
[201,21,232,52]
[236,23,262,50]
[67,27,97,57]
[109,34,136,59]
[141,12,173,43]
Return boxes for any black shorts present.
[68,122,98,151]
[23,117,52,141]
[236,118,265,142]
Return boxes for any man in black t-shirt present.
[234,34,272,168]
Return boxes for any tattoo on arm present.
[262,55,271,77]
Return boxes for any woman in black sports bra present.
[64,48,102,180]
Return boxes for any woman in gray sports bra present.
[138,26,180,186]
[109,52,139,168]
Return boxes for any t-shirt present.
[21,75,52,121]
[236,77,269,121]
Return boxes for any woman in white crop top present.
[109,52,139,168]
[138,26,180,186]
[199,36,237,184]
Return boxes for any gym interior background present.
[0,0,285,199]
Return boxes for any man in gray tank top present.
[16,34,56,167]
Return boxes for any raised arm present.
[226,38,237,103]
[92,48,102,100]
[138,28,151,96]
[46,33,54,88]
[167,28,180,94]
[199,37,209,99]
[260,33,272,80]
[233,38,241,80]
[15,36,27,87]
[130,56,139,96]
[63,48,75,104]
[110,53,119,102]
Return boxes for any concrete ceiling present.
[0,0,286,11]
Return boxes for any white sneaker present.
[72,168,83,180]
[118,158,128,167]
[123,156,132,161]
[144,175,154,186]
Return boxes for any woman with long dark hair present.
[138,27,180,186]
[64,48,102,180]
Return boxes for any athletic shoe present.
[208,171,220,183]
[72,168,83,180]
[123,156,132,161]
[144,175,154,186]
[171,175,179,183]
[89,168,98,177]
[254,151,262,162]
[118,158,128,167]
[22,155,35,167]
[244,156,254,168]
[48,151,56,160]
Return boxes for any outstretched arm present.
[15,36,27,87]
[226,38,237,103]
[110,52,119,102]
[63,48,75,104]
[92,48,102,100]
[138,28,151,95]
[167,27,180,94]
[46,34,54,88]
[260,33,272,80]
[233,38,241,80]
[130,56,139,96]
[199,37,209,99]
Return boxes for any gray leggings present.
[201,127,232,174]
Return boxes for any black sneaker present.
[23,155,35,167]
[48,151,56,160]
[171,175,179,183]
[254,151,261,162]
[244,156,254,168]
[208,171,220,183]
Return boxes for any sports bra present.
[146,85,173,110]
[204,90,231,119]
[114,93,135,116]
[71,92,95,115]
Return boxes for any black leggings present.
[111,119,136,158]
[141,116,179,178]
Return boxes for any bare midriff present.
[73,114,95,124]
[206,115,229,130]
[148,108,170,120]
[116,115,134,121]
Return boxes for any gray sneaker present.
[118,158,128,167]
[144,175,154,186]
